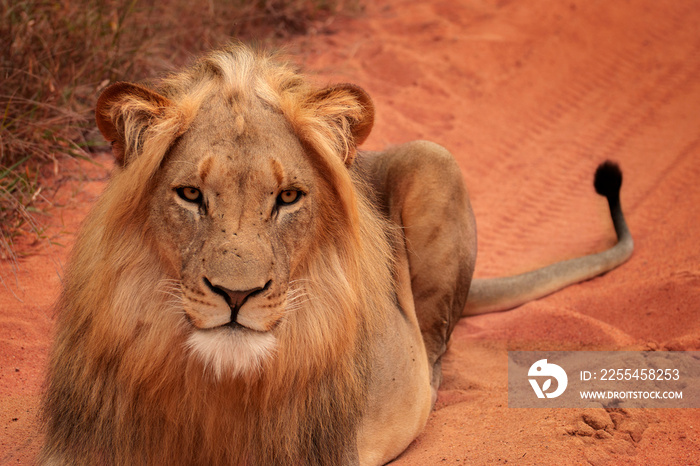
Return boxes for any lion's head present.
[42,44,395,464]
[91,45,381,379]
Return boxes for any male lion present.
[41,44,633,465]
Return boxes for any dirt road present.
[2,0,699,463]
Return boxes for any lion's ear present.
[95,82,172,167]
[307,83,374,166]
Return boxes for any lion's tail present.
[463,161,633,316]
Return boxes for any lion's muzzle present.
[203,277,271,323]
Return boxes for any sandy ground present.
[2,0,699,464]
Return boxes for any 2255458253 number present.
[600,368,680,381]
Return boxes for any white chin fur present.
[186,327,277,380]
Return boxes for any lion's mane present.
[41,44,395,465]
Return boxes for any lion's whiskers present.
[284,284,312,314]
[156,279,185,314]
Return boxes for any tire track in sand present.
[472,2,700,276]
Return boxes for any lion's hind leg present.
[358,141,477,400]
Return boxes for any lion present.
[40,43,633,465]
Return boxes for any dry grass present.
[0,0,356,263]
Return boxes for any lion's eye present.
[176,187,203,203]
[277,190,301,206]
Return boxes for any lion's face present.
[93,49,374,378]
[148,97,317,376]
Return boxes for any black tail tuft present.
[594,160,623,198]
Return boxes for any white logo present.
[528,359,568,398]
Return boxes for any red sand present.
[2,0,699,464]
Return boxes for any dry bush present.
[0,0,355,263]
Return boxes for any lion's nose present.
[203,277,269,320]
